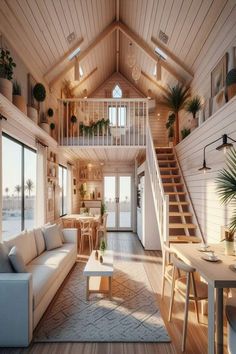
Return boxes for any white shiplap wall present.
[176,96,236,243]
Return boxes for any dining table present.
[171,243,236,354]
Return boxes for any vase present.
[225,241,234,256]
[27,106,38,124]
[0,78,12,102]
[13,95,27,115]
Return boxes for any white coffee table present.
[83,250,114,300]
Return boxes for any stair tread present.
[169,223,197,229]
[163,183,183,186]
[161,175,181,178]
[169,212,192,216]
[158,160,176,163]
[169,201,189,205]
[169,236,201,243]
[160,167,179,170]
[166,191,186,195]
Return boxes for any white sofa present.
[0,226,77,347]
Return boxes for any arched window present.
[112,84,122,98]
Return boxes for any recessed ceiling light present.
[155,47,167,61]
[157,113,160,117]
[68,47,81,61]
[67,32,75,44]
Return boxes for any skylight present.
[154,47,167,61]
[68,47,81,61]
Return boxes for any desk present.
[171,243,236,354]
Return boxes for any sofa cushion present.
[4,231,37,265]
[30,244,75,268]
[57,224,65,243]
[26,264,58,309]
[0,243,14,273]
[34,228,46,255]
[8,246,27,273]
[42,224,62,251]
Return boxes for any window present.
[108,106,127,127]
[112,84,122,98]
[2,134,36,240]
[59,165,67,216]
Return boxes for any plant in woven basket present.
[216,148,236,233]
[47,108,54,117]
[0,48,16,80]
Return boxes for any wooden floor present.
[1,232,228,354]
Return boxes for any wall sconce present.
[198,134,236,173]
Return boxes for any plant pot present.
[225,241,234,256]
[40,122,50,134]
[27,106,38,124]
[0,78,12,102]
[227,84,236,101]
[13,95,27,115]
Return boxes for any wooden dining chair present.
[168,255,208,352]
[95,213,108,249]
[62,218,75,228]
[79,219,94,254]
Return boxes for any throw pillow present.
[57,223,65,243]
[8,246,27,273]
[42,224,63,251]
[0,243,14,273]
[34,228,46,255]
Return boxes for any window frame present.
[112,84,122,99]
[59,164,68,217]
[108,105,127,128]
[2,132,36,232]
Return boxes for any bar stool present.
[79,219,94,254]
[161,243,178,299]
[168,255,208,352]
[95,213,108,249]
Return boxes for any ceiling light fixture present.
[127,42,136,68]
[198,134,236,173]
[68,47,81,61]
[147,89,152,100]
[83,89,88,99]
[155,47,167,61]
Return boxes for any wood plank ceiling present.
[0,0,233,100]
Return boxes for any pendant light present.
[127,42,136,68]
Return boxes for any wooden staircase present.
[156,147,201,244]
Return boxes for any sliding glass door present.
[2,134,36,239]
[104,174,132,230]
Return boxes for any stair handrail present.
[146,120,169,249]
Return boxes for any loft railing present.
[146,120,169,248]
[58,98,148,147]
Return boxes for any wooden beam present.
[72,67,98,92]
[49,21,118,87]
[141,70,169,95]
[151,36,194,78]
[116,0,120,72]
[118,21,185,85]
[44,37,84,79]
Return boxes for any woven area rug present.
[34,257,170,342]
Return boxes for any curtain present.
[67,163,72,215]
[36,142,47,226]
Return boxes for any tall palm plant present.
[162,84,190,144]
[216,148,236,232]
[25,179,34,197]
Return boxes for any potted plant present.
[166,113,175,147]
[162,84,190,144]
[33,83,46,104]
[0,48,16,102]
[99,238,107,255]
[12,80,27,114]
[50,122,56,138]
[226,68,236,101]
[216,148,236,254]
[185,96,202,130]
[181,127,191,140]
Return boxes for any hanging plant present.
[47,108,54,117]
[33,83,46,102]
[71,115,77,124]
[0,48,16,80]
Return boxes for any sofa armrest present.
[63,228,78,247]
[0,273,33,347]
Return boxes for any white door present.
[104,174,132,230]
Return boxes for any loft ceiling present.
[0,0,233,99]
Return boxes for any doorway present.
[104,174,132,230]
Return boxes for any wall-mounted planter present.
[13,95,27,115]
[40,122,50,134]
[0,78,12,102]
[27,106,38,124]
